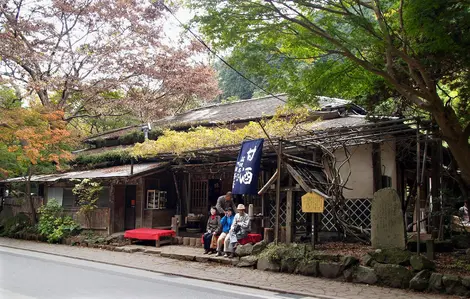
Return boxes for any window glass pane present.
[98,187,109,208]
[62,188,75,207]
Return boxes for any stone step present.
[160,249,235,265]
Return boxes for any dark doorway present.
[208,179,222,208]
[125,185,137,230]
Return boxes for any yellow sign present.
[301,192,325,213]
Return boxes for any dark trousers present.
[203,232,213,251]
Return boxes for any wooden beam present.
[258,169,279,195]
[285,163,311,193]
[285,163,330,198]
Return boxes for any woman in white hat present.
[224,203,251,258]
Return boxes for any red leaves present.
[0,0,219,121]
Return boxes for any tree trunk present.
[26,167,38,224]
[431,101,470,190]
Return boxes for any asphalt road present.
[0,247,316,299]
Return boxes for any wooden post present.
[172,171,182,215]
[261,171,265,228]
[108,184,115,235]
[372,143,382,192]
[286,189,293,244]
[171,216,179,236]
[312,213,319,249]
[275,140,282,244]
[187,173,192,215]
[416,120,421,254]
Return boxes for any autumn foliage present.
[0,0,219,122]
[132,107,310,157]
[0,107,73,177]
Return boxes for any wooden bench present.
[124,228,176,247]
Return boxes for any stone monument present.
[371,188,406,249]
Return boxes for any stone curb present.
[0,243,342,299]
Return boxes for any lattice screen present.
[321,199,337,232]
[321,198,372,232]
[268,197,372,233]
[190,180,208,212]
[295,198,307,234]
[345,199,372,229]
[269,200,286,228]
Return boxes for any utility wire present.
[157,1,287,103]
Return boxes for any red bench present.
[124,228,176,247]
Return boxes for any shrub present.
[118,131,145,145]
[0,212,33,237]
[37,200,81,243]
[94,138,107,148]
[72,150,132,168]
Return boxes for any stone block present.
[461,276,470,288]
[195,256,209,263]
[371,188,406,249]
[409,270,431,291]
[280,257,298,273]
[252,240,267,255]
[341,255,359,269]
[370,248,411,266]
[318,262,344,278]
[428,273,444,292]
[374,263,413,289]
[295,260,319,277]
[312,253,340,262]
[235,243,253,257]
[345,266,378,285]
[183,237,190,246]
[257,256,280,272]
[195,238,202,248]
[189,238,196,247]
[237,256,258,267]
[426,239,435,260]
[410,255,436,271]
[362,253,375,267]
[442,274,467,296]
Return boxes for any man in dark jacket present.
[215,191,236,216]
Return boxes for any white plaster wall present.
[334,144,374,199]
[380,139,397,190]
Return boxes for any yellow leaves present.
[132,108,311,158]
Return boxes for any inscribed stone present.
[371,188,405,249]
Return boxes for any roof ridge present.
[182,93,288,113]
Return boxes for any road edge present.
[0,243,340,299]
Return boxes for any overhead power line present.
[156,1,287,103]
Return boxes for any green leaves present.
[37,200,81,243]
[72,179,103,229]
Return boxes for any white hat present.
[237,204,246,210]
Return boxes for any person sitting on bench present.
[224,204,251,258]
[203,207,220,254]
[216,207,234,256]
